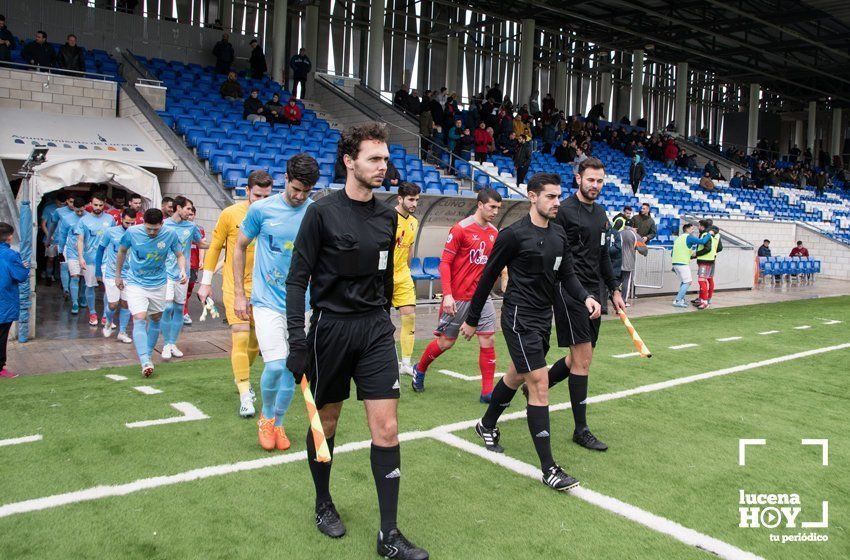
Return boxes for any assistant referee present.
[547,157,626,452]
[460,173,601,492]
[285,123,428,560]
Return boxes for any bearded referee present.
[460,173,601,491]
[286,123,428,560]
[544,157,626,452]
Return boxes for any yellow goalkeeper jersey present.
[202,201,255,295]
[394,212,418,279]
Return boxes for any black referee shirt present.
[286,188,397,346]
[556,194,620,293]
[466,214,590,327]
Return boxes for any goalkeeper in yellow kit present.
[393,182,420,376]
[196,172,273,417]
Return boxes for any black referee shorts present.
[500,305,551,374]
[307,308,400,408]
[554,283,601,347]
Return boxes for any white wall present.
[0,67,116,116]
[713,218,850,280]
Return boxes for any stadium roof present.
[455,0,850,106]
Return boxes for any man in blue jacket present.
[289,48,311,99]
[0,222,29,378]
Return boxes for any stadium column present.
[807,101,817,152]
[747,83,760,153]
[794,119,804,149]
[599,51,612,116]
[305,3,319,94]
[366,0,385,90]
[445,35,459,95]
[630,49,643,125]
[674,62,688,135]
[831,108,843,158]
[221,0,232,32]
[271,0,287,84]
[518,19,535,107]
[555,61,568,114]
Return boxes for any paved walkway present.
[9,278,848,376]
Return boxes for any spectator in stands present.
[553,139,571,164]
[629,154,645,194]
[789,241,809,257]
[458,127,474,162]
[264,93,284,125]
[816,170,827,196]
[289,48,311,99]
[219,71,243,101]
[757,239,771,258]
[729,172,743,189]
[243,89,267,123]
[0,222,28,378]
[419,103,435,160]
[405,89,421,116]
[586,102,605,125]
[447,118,462,166]
[436,87,448,108]
[636,116,647,128]
[212,33,235,75]
[57,34,86,73]
[788,144,801,163]
[248,39,267,79]
[429,93,444,132]
[542,92,556,122]
[542,119,558,154]
[514,134,532,185]
[612,206,633,231]
[0,15,15,63]
[393,85,408,110]
[497,131,518,158]
[528,89,540,117]
[619,115,630,125]
[282,97,302,126]
[699,171,716,191]
[573,147,588,165]
[22,30,55,70]
[741,172,752,189]
[663,138,679,168]
[473,122,492,164]
[383,161,401,189]
[486,83,502,104]
[631,203,656,243]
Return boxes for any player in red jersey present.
[412,188,503,402]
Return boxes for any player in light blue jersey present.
[159,196,208,360]
[115,208,186,378]
[233,157,319,451]
[76,193,115,326]
[58,196,87,314]
[95,208,138,343]
[47,193,74,299]
[38,192,61,284]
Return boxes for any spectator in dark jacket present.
[629,154,646,194]
[243,89,266,122]
[212,33,235,74]
[219,71,243,101]
[554,139,571,164]
[289,48,311,98]
[514,135,532,185]
[0,15,16,63]
[393,85,409,110]
[248,39,267,79]
[264,93,285,125]
[383,160,401,189]
[0,222,28,378]
[22,31,55,69]
[631,203,656,243]
[57,34,86,73]
[757,239,771,258]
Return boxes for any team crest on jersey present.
[157,241,166,249]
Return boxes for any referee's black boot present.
[315,501,346,538]
[542,464,580,491]
[573,428,608,451]
[377,528,429,559]
[475,421,504,453]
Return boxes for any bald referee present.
[545,157,626,452]
[460,173,601,491]
[286,123,428,560]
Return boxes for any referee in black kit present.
[546,157,627,452]
[285,123,428,560]
[459,173,601,491]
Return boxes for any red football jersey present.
[439,216,499,300]
[190,226,206,270]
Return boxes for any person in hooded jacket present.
[243,89,266,122]
[249,39,267,79]
[0,222,29,379]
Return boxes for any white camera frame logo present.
[738,439,828,530]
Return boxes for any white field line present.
[716,337,742,342]
[669,343,698,350]
[125,403,208,429]
[758,331,780,335]
[822,320,842,325]
[432,432,764,560]
[105,374,127,381]
[613,352,640,358]
[132,386,163,395]
[1,342,848,521]
[0,435,42,448]
[438,369,505,381]
[794,325,811,330]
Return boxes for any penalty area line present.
[1,342,848,520]
[431,432,765,560]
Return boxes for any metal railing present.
[315,74,527,199]
[0,60,117,82]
